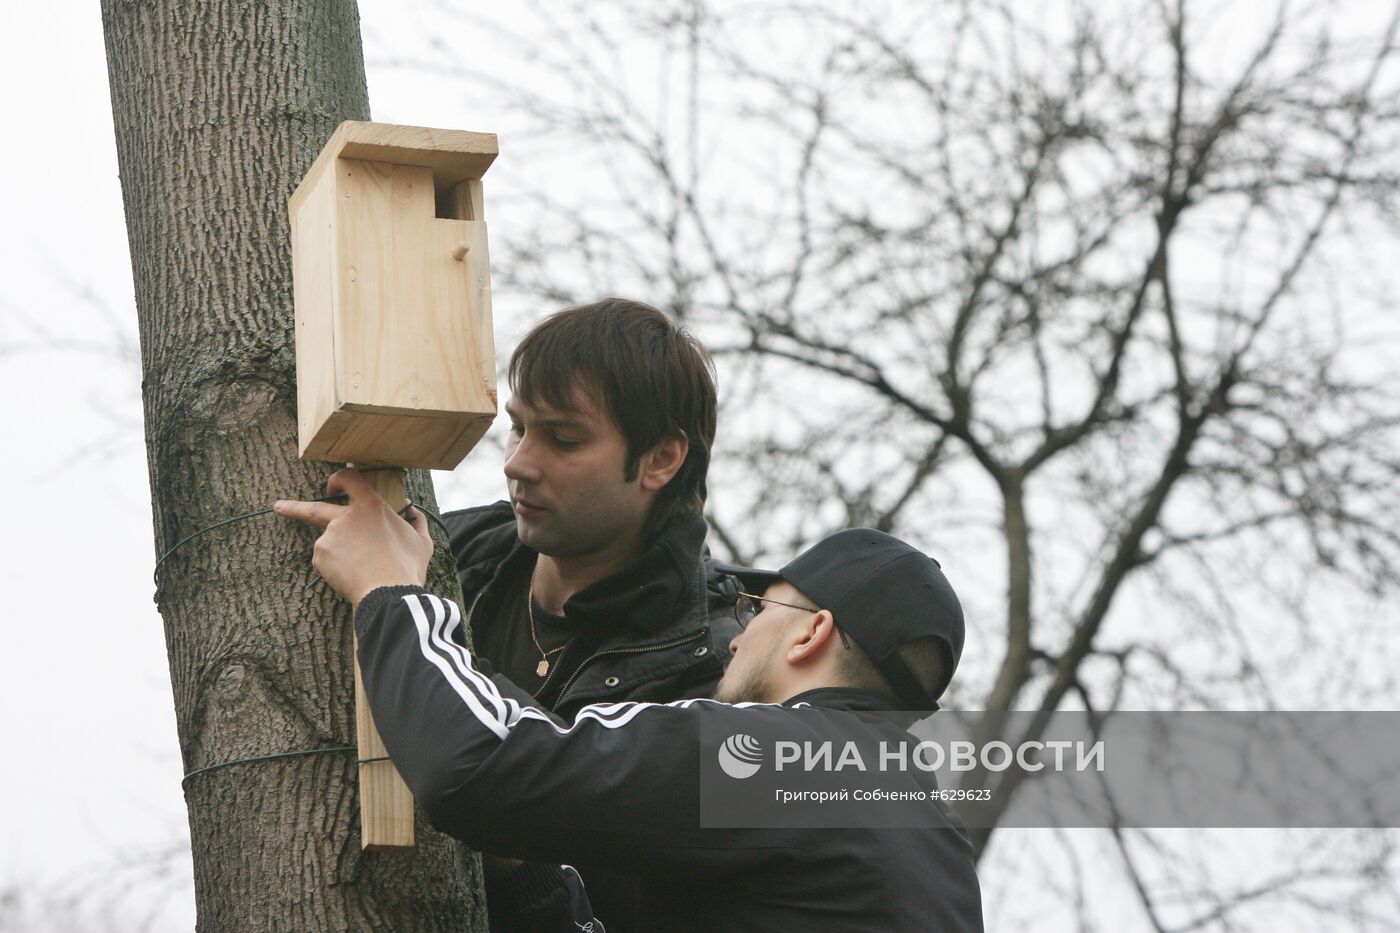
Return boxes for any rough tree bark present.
[100,1,485,928]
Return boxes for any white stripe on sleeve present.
[398,593,799,744]
[403,593,511,741]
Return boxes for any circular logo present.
[718,733,764,779]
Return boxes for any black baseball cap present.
[715,528,964,710]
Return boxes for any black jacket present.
[442,502,742,720]
[356,587,985,932]
[443,503,745,929]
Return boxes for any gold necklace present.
[528,566,566,678]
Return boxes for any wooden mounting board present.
[354,468,415,850]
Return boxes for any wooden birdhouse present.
[288,121,499,470]
[288,121,501,851]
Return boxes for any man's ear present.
[786,610,839,666]
[638,432,689,492]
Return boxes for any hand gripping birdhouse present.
[288,121,500,851]
[288,120,499,470]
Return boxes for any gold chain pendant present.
[536,659,550,678]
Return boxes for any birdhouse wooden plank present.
[289,121,499,470]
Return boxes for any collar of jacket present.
[560,510,708,635]
[783,686,938,718]
[466,503,711,637]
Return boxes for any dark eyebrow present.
[504,400,588,431]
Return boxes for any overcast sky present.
[1,0,176,926]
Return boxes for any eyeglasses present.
[734,591,852,649]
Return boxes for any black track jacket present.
[356,586,985,932]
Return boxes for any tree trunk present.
[100,1,485,928]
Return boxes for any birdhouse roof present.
[289,121,498,214]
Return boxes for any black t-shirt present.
[477,566,585,702]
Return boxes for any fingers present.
[277,473,431,551]
[404,506,433,544]
[273,498,343,528]
[325,467,375,500]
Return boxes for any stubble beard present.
[517,511,622,560]
[714,642,779,704]
[515,486,646,561]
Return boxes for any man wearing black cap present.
[712,526,965,711]
[277,470,984,932]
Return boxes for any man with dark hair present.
[505,298,716,540]
[438,298,741,925]
[446,298,732,716]
[275,474,984,931]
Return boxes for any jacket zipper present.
[463,586,487,631]
[554,628,708,701]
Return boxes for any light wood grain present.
[292,146,497,468]
[289,121,503,852]
[290,120,497,215]
[353,642,415,850]
[292,166,339,458]
[449,178,485,221]
[463,220,498,409]
[446,182,496,410]
[315,407,494,469]
[333,159,494,434]
[351,468,415,850]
